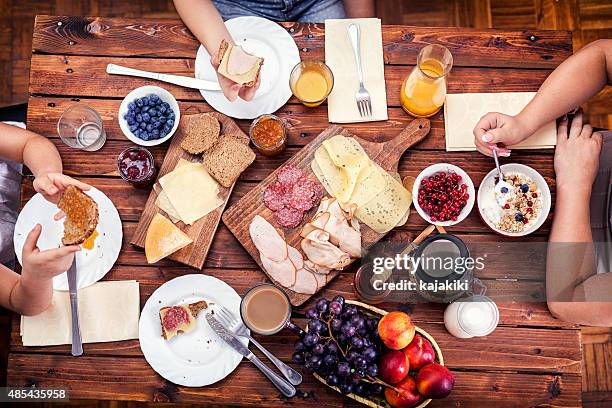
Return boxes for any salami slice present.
[275,206,304,228]
[277,165,305,186]
[263,181,286,212]
[289,182,315,211]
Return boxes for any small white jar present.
[444,295,499,338]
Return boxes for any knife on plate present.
[206,313,296,398]
[106,63,222,91]
[67,257,83,356]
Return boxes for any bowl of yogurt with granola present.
[477,163,551,236]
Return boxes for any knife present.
[67,257,83,356]
[106,63,221,91]
[206,313,296,398]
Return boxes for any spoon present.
[492,149,513,196]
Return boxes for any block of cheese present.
[154,159,192,223]
[159,162,224,225]
[145,213,193,263]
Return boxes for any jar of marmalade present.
[249,114,287,157]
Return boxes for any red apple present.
[385,376,421,408]
[416,363,455,399]
[378,311,416,350]
[379,350,410,384]
[403,335,435,370]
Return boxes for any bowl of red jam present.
[117,147,157,187]
[249,114,287,157]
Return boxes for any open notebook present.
[444,92,557,151]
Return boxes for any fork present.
[347,23,372,117]
[216,305,303,386]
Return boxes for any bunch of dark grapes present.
[292,296,385,398]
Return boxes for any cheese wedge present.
[159,162,223,225]
[145,213,193,263]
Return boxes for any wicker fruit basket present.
[310,300,444,408]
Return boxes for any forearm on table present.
[173,0,232,54]
[517,39,611,134]
[343,0,376,18]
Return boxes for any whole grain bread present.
[202,135,255,188]
[180,113,221,155]
[57,185,99,246]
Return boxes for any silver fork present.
[216,305,303,386]
[347,23,372,117]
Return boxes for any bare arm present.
[0,122,62,177]
[343,0,376,18]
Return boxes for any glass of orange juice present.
[400,44,453,118]
[289,60,334,107]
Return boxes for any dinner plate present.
[13,187,122,291]
[195,16,300,119]
[139,274,248,387]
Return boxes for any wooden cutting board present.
[132,112,247,269]
[223,118,431,306]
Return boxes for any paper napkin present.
[325,18,388,123]
[21,280,140,346]
[444,92,557,151]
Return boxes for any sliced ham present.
[227,45,259,75]
[250,215,287,262]
[301,229,352,270]
[260,254,296,288]
[290,268,318,295]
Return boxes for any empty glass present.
[57,104,106,151]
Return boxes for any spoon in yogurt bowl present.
[492,149,514,204]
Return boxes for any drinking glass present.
[400,44,453,118]
[57,104,106,151]
[289,60,334,107]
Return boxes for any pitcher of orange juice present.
[400,44,453,117]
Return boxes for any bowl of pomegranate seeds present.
[413,164,476,226]
[477,163,551,237]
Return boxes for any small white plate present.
[118,85,181,146]
[13,187,122,291]
[477,163,551,237]
[413,163,476,226]
[139,274,248,387]
[195,16,300,119]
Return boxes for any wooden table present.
[8,15,583,407]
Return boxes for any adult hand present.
[554,112,602,192]
[210,50,261,102]
[21,224,80,281]
[473,112,532,157]
[33,172,91,205]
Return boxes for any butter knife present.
[106,64,221,91]
[206,313,296,398]
[67,257,83,356]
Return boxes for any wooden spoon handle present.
[381,118,431,172]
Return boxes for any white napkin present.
[21,280,140,346]
[444,92,557,151]
[325,18,388,123]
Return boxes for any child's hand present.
[210,50,261,102]
[33,173,91,219]
[21,224,80,281]
[554,112,602,193]
[473,112,532,157]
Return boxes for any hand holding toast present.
[211,48,261,102]
[34,172,92,205]
[21,224,80,281]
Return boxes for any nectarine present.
[379,350,409,384]
[385,376,421,408]
[416,363,455,399]
[403,334,435,370]
[378,311,415,350]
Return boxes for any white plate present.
[13,187,122,291]
[477,163,551,237]
[139,274,248,387]
[195,16,300,119]
[118,85,181,146]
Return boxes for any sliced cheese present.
[340,161,386,209]
[145,213,193,263]
[319,136,370,202]
[154,159,193,223]
[355,163,412,233]
[159,162,223,225]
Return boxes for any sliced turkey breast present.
[227,45,260,76]
[290,268,318,295]
[260,254,296,288]
[250,215,288,262]
[301,229,352,270]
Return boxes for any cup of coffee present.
[240,284,303,336]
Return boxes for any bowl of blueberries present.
[118,85,180,146]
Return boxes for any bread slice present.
[159,300,208,340]
[202,135,256,188]
[145,213,193,263]
[57,185,99,245]
[216,39,263,87]
[180,113,221,155]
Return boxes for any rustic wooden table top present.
[8,15,582,407]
